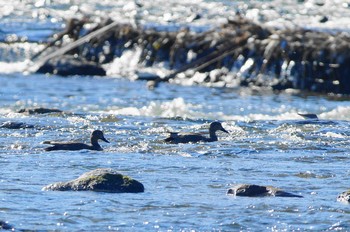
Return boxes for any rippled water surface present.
[1,74,350,231]
[1,0,350,231]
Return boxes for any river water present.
[1,0,350,231]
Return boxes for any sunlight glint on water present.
[0,73,350,230]
[1,0,350,230]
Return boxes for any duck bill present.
[221,128,229,134]
[101,137,110,143]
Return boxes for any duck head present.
[92,130,110,143]
[210,122,229,133]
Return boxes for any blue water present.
[1,0,350,231]
[1,73,350,231]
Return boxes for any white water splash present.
[321,106,350,120]
[105,97,206,119]
[105,48,142,78]
[0,61,30,74]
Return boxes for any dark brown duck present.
[164,122,229,144]
[44,130,109,151]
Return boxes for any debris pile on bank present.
[33,16,350,94]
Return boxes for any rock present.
[319,16,328,23]
[17,107,63,115]
[337,190,350,203]
[43,168,144,193]
[227,184,303,198]
[0,121,34,129]
[0,220,14,230]
[36,55,106,76]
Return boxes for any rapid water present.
[1,74,350,231]
[1,0,350,231]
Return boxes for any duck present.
[164,121,229,144]
[44,130,109,151]
[297,113,318,120]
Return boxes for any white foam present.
[0,61,30,74]
[322,131,345,139]
[105,47,142,78]
[105,97,206,119]
[321,106,350,120]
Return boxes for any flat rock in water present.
[43,168,144,193]
[227,184,303,198]
[36,55,106,76]
[337,190,350,203]
[18,107,63,115]
[0,121,34,129]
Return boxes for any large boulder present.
[227,184,303,198]
[43,168,144,193]
[36,55,106,76]
[337,190,350,203]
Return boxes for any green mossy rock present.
[227,184,303,198]
[43,168,144,193]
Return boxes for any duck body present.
[164,122,228,144]
[164,132,216,143]
[44,142,102,151]
[44,130,109,151]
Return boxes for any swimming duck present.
[164,121,229,144]
[297,113,318,120]
[44,130,109,151]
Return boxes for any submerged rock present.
[297,113,319,120]
[227,184,303,198]
[43,168,144,193]
[0,121,34,129]
[337,190,350,203]
[18,107,63,115]
[0,221,14,230]
[36,55,106,76]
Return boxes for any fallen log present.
[28,20,121,73]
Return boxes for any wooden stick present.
[27,20,120,72]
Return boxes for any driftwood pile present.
[34,16,350,94]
